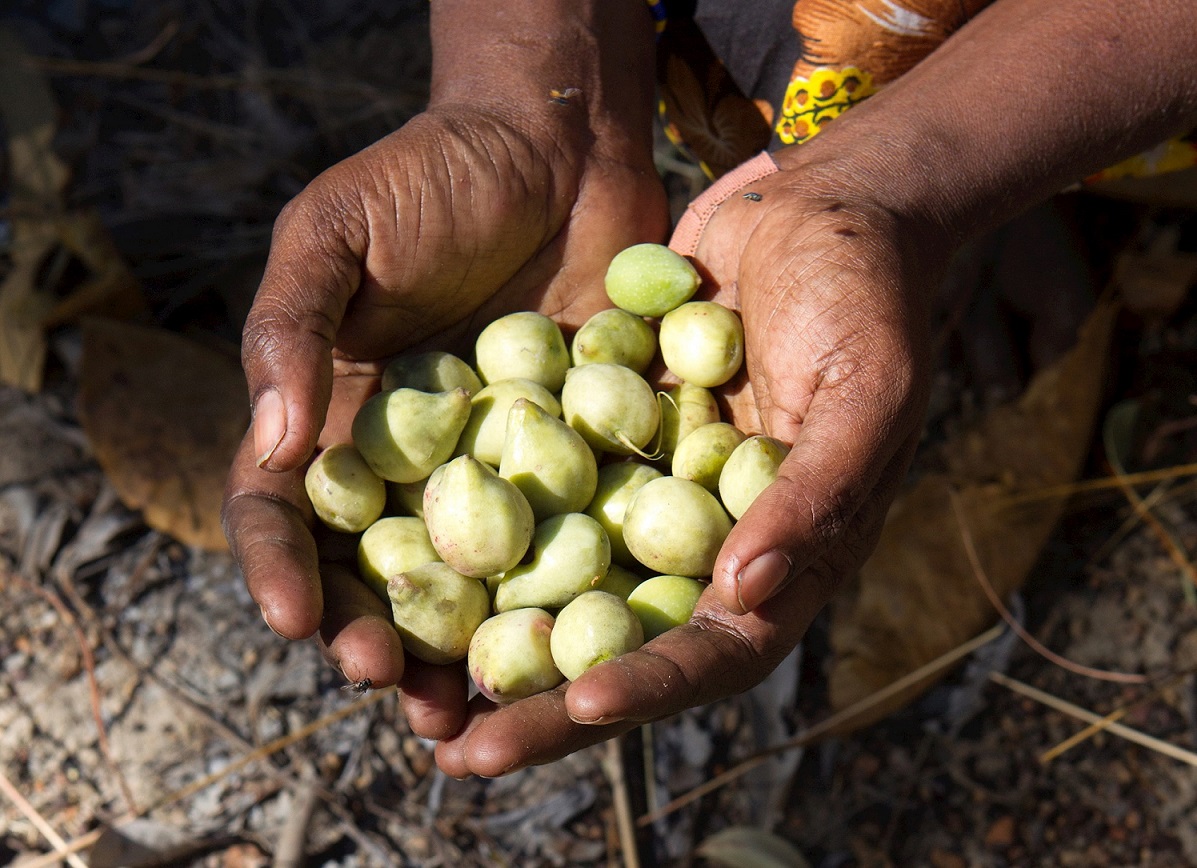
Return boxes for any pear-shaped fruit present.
[550,591,644,681]
[604,243,699,317]
[657,383,720,460]
[352,387,471,483]
[474,311,570,391]
[672,422,747,491]
[500,398,598,521]
[627,575,705,640]
[468,609,563,703]
[381,350,482,395]
[561,363,660,456]
[719,435,791,519]
[357,516,441,602]
[304,443,386,533]
[584,462,663,568]
[493,512,611,612]
[570,308,657,373]
[659,301,745,388]
[623,476,732,577]
[455,378,562,467]
[423,455,535,578]
[387,562,490,665]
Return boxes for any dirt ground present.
[4,3,1197,866]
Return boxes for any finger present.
[399,659,470,742]
[242,180,368,472]
[435,688,634,779]
[316,564,405,688]
[223,429,323,639]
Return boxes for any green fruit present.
[423,455,535,578]
[570,308,657,373]
[304,443,386,533]
[561,363,660,456]
[351,387,471,483]
[381,350,482,395]
[357,516,441,602]
[500,398,598,521]
[385,478,428,519]
[469,609,563,703]
[671,422,747,491]
[474,311,570,391]
[593,564,643,601]
[657,383,720,460]
[550,591,644,681]
[719,435,791,519]
[387,562,490,665]
[493,512,611,612]
[627,575,705,640]
[455,378,562,467]
[584,462,663,567]
[623,476,733,577]
[658,301,745,388]
[604,243,700,317]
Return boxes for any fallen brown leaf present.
[827,293,1120,729]
[78,319,247,551]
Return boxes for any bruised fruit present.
[469,608,563,702]
[387,562,490,664]
[305,443,386,533]
[550,591,644,681]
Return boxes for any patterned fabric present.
[656,0,1197,181]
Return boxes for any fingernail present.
[260,605,285,637]
[253,389,287,468]
[568,712,624,726]
[736,550,794,613]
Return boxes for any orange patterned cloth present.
[656,0,1197,181]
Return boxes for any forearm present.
[428,0,658,165]
[787,0,1197,244]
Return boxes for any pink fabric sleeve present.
[669,151,780,256]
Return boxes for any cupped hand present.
[222,101,668,739]
[433,143,946,778]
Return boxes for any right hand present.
[222,99,668,739]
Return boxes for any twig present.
[636,623,1006,826]
[989,672,1197,768]
[996,462,1197,508]
[949,488,1150,684]
[0,767,89,868]
[603,738,639,868]
[273,779,321,868]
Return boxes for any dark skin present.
[224,0,1197,777]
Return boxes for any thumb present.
[242,184,367,471]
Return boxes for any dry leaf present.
[827,293,1120,729]
[78,319,247,551]
[695,826,811,868]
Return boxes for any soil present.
[4,3,1197,866]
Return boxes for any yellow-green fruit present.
[474,311,570,392]
[570,308,657,373]
[627,575,705,640]
[672,422,747,491]
[386,478,428,519]
[719,435,791,519]
[593,564,643,601]
[423,455,535,578]
[657,383,720,460]
[304,443,386,533]
[381,350,482,396]
[387,562,489,665]
[500,398,598,521]
[584,462,663,567]
[351,387,471,483]
[561,363,660,456]
[658,301,745,388]
[469,609,563,703]
[455,378,562,467]
[550,591,644,681]
[623,476,732,577]
[493,512,611,612]
[604,243,700,318]
[357,516,441,602]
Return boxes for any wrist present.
[427,0,657,168]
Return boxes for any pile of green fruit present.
[304,243,790,702]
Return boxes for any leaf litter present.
[3,2,1197,866]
